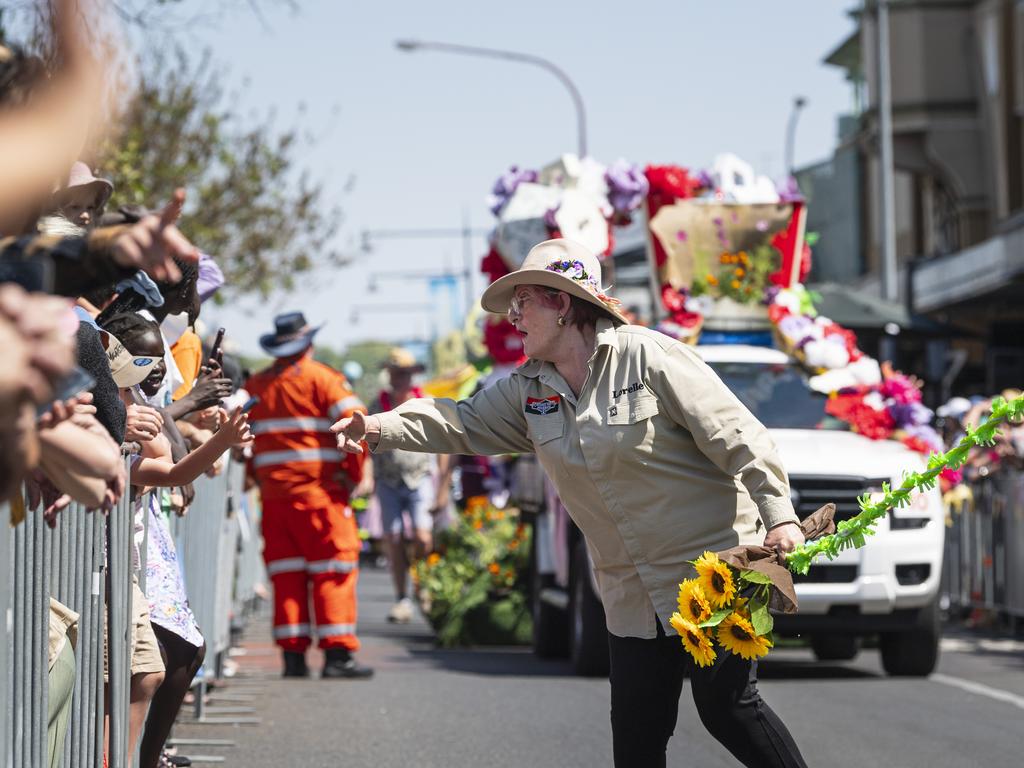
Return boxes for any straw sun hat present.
[480,238,628,325]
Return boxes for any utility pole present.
[877,0,899,301]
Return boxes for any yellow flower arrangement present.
[693,551,736,608]
[676,579,712,624]
[669,614,717,668]
[717,612,772,660]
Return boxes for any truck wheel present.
[569,540,609,677]
[531,526,569,659]
[880,599,941,677]
[810,633,860,661]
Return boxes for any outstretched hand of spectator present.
[111,189,199,283]
[125,403,164,443]
[219,407,253,449]
[0,285,76,405]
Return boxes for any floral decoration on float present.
[478,154,647,363]
[641,153,945,460]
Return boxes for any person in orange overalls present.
[245,312,373,679]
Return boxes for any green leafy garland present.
[787,394,1024,576]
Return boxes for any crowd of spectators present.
[1,4,255,766]
[937,390,1024,487]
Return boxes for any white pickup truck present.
[521,342,945,677]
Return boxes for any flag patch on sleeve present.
[525,396,560,415]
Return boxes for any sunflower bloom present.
[693,551,736,608]
[717,613,772,660]
[670,613,717,668]
[677,579,712,624]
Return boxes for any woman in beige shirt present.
[334,239,808,768]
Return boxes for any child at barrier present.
[101,312,252,768]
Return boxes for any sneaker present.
[387,598,414,624]
[282,651,309,678]
[322,649,374,680]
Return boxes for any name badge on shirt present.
[525,396,560,415]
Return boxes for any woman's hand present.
[764,521,805,556]
[125,403,164,443]
[331,411,380,454]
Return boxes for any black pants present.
[608,620,807,768]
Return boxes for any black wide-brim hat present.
[259,311,322,357]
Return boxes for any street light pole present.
[395,39,588,158]
[784,96,808,175]
[877,0,899,301]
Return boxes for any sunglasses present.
[507,291,539,320]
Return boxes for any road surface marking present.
[931,673,1024,711]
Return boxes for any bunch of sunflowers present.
[671,552,774,667]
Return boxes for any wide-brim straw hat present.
[480,238,628,325]
[382,347,425,373]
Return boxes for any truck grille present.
[792,565,858,583]
[788,475,886,525]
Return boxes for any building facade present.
[799,0,1024,395]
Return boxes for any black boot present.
[322,648,374,680]
[282,651,309,678]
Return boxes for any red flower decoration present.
[660,283,702,327]
[767,304,792,324]
[825,392,895,440]
[480,246,511,282]
[901,436,933,455]
[644,165,702,270]
[822,324,863,362]
[483,317,526,365]
[644,165,700,201]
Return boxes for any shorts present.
[105,578,166,679]
[376,478,434,536]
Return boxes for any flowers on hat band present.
[545,259,599,289]
[544,258,623,312]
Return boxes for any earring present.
[557,315,566,327]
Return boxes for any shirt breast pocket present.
[607,393,659,426]
[528,416,565,445]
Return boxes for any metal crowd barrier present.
[2,453,264,767]
[169,461,243,722]
[942,468,1024,621]
[1,481,126,768]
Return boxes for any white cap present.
[936,396,971,419]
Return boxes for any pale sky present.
[163,0,859,356]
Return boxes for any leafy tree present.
[96,49,346,297]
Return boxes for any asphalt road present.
[176,567,1024,768]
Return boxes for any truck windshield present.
[705,361,849,431]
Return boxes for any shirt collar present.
[595,318,619,352]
